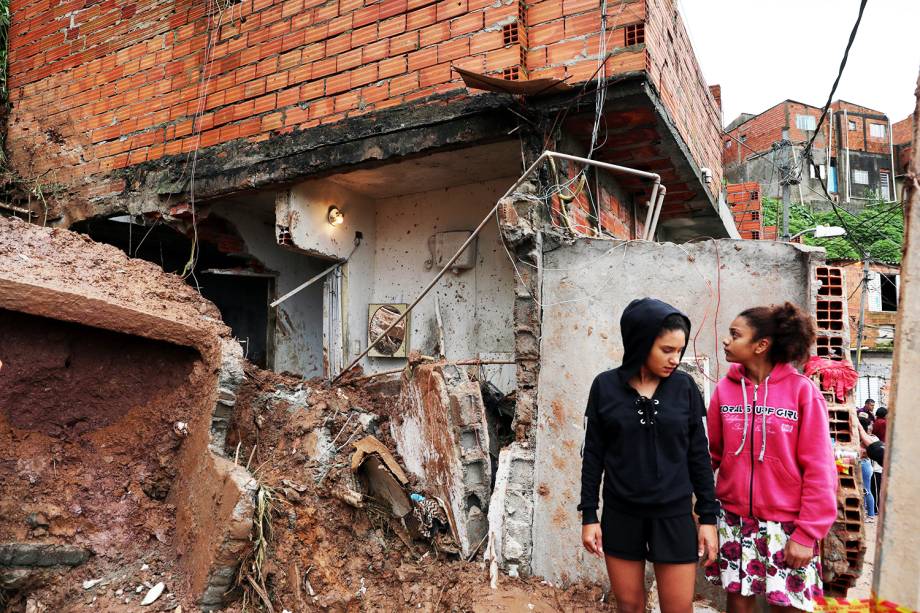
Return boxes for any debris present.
[82,578,102,590]
[140,581,165,605]
[329,482,365,508]
[351,436,407,482]
[172,422,189,437]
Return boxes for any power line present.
[802,0,869,160]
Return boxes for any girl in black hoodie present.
[580,298,719,613]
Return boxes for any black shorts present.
[601,507,698,564]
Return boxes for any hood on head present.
[618,298,691,382]
[726,362,799,382]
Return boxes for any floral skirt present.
[705,510,824,612]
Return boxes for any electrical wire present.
[801,0,869,162]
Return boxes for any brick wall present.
[830,102,891,156]
[722,101,829,168]
[726,181,762,240]
[892,116,913,145]
[7,0,719,219]
[645,0,721,199]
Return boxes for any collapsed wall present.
[0,217,255,610]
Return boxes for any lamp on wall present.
[327,206,344,227]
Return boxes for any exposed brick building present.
[726,181,763,239]
[5,0,731,381]
[723,99,897,207]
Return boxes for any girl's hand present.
[783,538,813,569]
[698,524,718,565]
[582,523,603,558]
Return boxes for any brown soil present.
[0,309,199,435]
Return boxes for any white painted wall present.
[281,176,517,390]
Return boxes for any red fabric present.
[804,355,858,402]
[873,418,887,442]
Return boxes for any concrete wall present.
[530,238,823,584]
[368,178,516,387]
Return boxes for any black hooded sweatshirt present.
[578,298,718,525]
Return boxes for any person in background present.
[872,407,888,442]
[856,418,885,466]
[706,302,837,613]
[858,415,877,521]
[870,407,887,507]
[857,399,876,427]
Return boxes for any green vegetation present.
[761,197,904,263]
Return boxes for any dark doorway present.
[71,216,276,368]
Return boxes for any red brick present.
[437,37,468,63]
[353,5,380,28]
[266,71,290,91]
[436,0,466,21]
[389,72,419,96]
[261,111,284,131]
[276,85,300,108]
[363,39,389,62]
[337,47,363,71]
[420,22,451,48]
[470,30,502,54]
[352,24,378,48]
[379,15,407,38]
[450,11,483,36]
[390,31,419,56]
[311,56,336,78]
[565,11,599,38]
[361,82,390,104]
[325,71,351,94]
[300,79,324,101]
[327,32,350,56]
[379,0,408,20]
[528,1,562,25]
[484,46,518,71]
[252,93,277,114]
[379,56,407,78]
[530,21,563,47]
[407,5,437,30]
[407,47,437,71]
[351,63,378,87]
[419,62,450,87]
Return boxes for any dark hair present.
[876,407,888,419]
[859,416,871,431]
[865,399,876,405]
[738,302,816,365]
[660,313,690,341]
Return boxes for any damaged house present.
[0,0,863,610]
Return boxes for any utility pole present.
[855,254,870,368]
[775,139,798,240]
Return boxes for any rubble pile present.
[219,364,611,612]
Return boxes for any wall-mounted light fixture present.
[327,206,344,227]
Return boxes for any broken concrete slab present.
[392,363,492,558]
[486,443,535,577]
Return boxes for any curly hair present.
[739,302,816,365]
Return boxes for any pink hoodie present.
[708,362,838,547]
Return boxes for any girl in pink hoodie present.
[706,303,837,613]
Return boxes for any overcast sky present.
[679,0,920,127]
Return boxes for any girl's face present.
[723,316,769,364]
[645,329,686,378]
